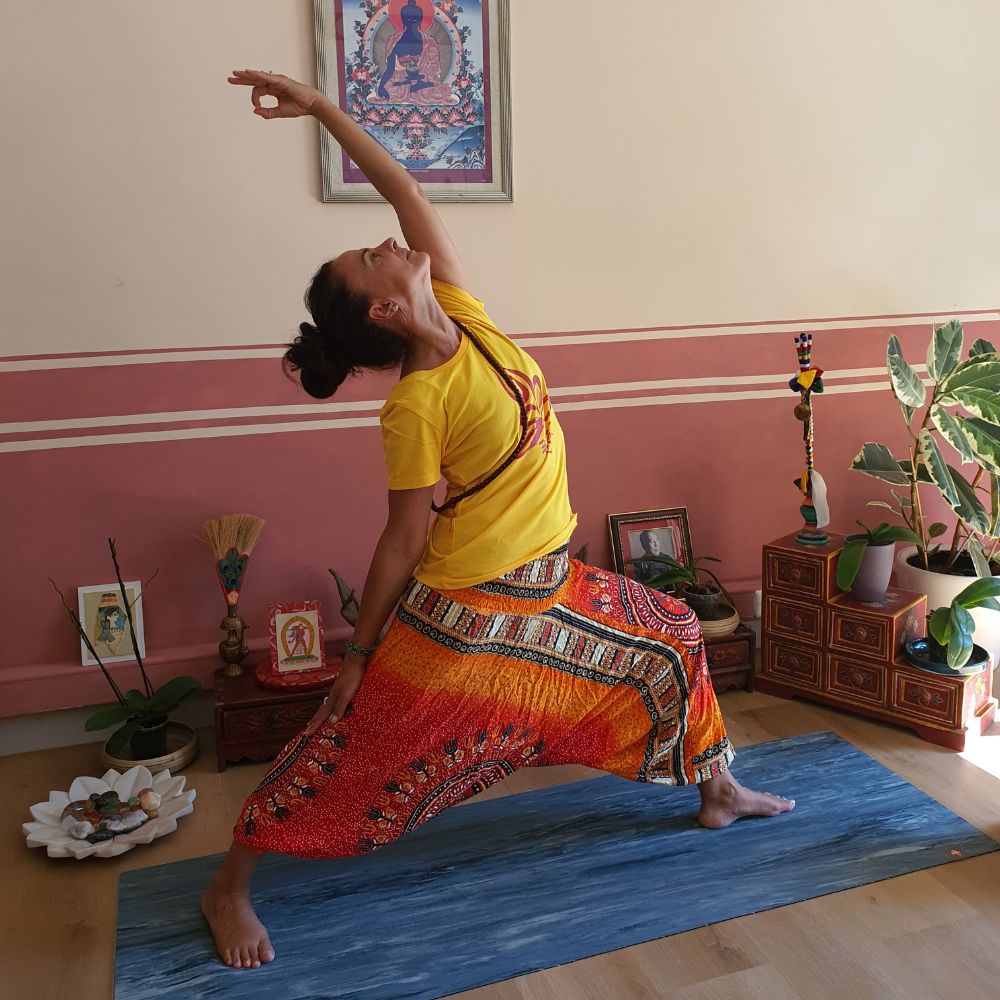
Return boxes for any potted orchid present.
[836,520,922,603]
[905,576,1000,674]
[627,553,735,620]
[51,539,200,762]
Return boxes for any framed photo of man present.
[608,507,694,588]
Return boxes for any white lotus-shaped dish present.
[22,766,196,859]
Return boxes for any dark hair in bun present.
[283,261,407,399]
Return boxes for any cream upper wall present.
[3,0,999,356]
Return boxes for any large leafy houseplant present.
[851,321,1000,578]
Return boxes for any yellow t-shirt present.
[380,280,577,590]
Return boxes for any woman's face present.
[329,237,431,322]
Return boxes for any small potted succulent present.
[904,576,1000,674]
[836,519,922,604]
[628,553,734,619]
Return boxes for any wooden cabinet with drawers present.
[755,532,997,751]
[213,660,327,771]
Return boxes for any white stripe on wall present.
[0,400,384,435]
[0,378,897,453]
[515,312,997,348]
[0,416,382,453]
[0,348,287,373]
[0,366,913,436]
[554,379,890,414]
[1,312,995,371]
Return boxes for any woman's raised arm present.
[228,69,466,288]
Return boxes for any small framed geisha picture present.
[314,0,512,202]
[268,602,327,674]
[77,583,146,666]
[608,507,694,587]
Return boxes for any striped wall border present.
[0,369,929,454]
[2,308,997,372]
[2,306,995,453]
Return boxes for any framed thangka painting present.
[314,0,511,202]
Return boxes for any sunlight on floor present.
[960,678,1000,780]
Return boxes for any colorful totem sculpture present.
[790,333,830,545]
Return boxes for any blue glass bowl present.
[904,638,990,676]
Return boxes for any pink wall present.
[4,311,996,716]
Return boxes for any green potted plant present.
[850,321,1000,660]
[627,553,734,620]
[51,539,201,762]
[904,576,1000,675]
[84,676,202,758]
[836,520,922,603]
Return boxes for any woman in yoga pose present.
[204,68,795,970]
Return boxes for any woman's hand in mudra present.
[303,658,367,737]
[227,69,319,119]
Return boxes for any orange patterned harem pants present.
[234,547,734,858]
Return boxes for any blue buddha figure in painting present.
[375,0,454,105]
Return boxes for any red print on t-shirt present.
[497,368,552,457]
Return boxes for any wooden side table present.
[704,624,755,693]
[213,660,327,772]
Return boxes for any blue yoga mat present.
[115,731,997,1000]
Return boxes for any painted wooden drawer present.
[765,595,823,646]
[762,532,843,603]
[761,639,822,689]
[890,668,960,728]
[223,700,322,739]
[827,590,926,665]
[826,654,887,708]
[705,634,752,670]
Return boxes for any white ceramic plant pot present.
[895,546,1000,671]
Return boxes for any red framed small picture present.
[257,600,340,692]
[608,507,693,587]
[269,601,327,674]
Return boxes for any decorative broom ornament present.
[201,513,265,676]
[789,334,830,546]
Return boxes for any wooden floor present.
[7,688,1000,999]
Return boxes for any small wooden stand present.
[704,624,755,694]
[755,532,997,750]
[213,656,328,771]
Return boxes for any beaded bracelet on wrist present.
[346,639,377,659]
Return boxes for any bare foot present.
[698,775,795,829]
[201,884,275,969]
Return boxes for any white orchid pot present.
[895,545,1000,671]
